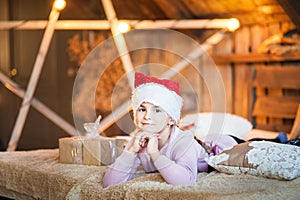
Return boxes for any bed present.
[0,128,299,200]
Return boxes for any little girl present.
[103,72,237,187]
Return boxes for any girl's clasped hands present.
[129,131,161,155]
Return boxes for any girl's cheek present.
[135,113,142,124]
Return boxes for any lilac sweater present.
[103,127,237,187]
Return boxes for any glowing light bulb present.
[53,0,66,11]
[118,22,131,33]
[227,18,240,32]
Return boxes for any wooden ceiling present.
[61,0,299,30]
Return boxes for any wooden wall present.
[0,0,298,150]
[211,22,299,133]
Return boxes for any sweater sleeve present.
[202,134,238,154]
[103,149,140,188]
[153,137,200,186]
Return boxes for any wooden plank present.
[233,26,250,118]
[213,33,233,112]
[153,0,193,18]
[255,123,292,133]
[189,31,227,113]
[201,51,213,112]
[113,0,166,19]
[0,19,235,30]
[212,52,300,64]
[253,96,300,118]
[250,25,268,125]
[250,25,266,52]
[265,24,283,128]
[0,0,10,73]
[182,0,290,26]
[182,0,213,15]
[253,66,300,89]
[254,86,268,125]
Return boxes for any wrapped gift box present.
[59,137,83,164]
[59,136,129,166]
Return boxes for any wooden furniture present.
[252,65,300,133]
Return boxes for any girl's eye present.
[154,108,161,113]
[137,107,146,112]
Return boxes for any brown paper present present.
[83,137,114,166]
[59,137,83,164]
[59,136,129,166]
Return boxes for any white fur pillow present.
[180,112,253,138]
[206,141,300,180]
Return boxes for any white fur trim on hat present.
[132,83,183,122]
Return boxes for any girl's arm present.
[152,136,200,186]
[103,138,141,188]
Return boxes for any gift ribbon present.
[109,140,117,162]
[71,140,83,164]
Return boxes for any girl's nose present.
[144,111,151,120]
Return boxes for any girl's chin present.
[138,125,165,133]
[141,128,155,133]
[140,127,160,133]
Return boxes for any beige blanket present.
[0,149,299,200]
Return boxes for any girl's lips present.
[142,122,152,126]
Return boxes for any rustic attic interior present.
[0,1,300,199]
[0,0,300,151]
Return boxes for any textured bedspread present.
[0,149,299,200]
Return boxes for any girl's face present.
[135,102,172,133]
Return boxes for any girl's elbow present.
[103,178,122,188]
[102,177,112,188]
[103,182,109,188]
[102,171,117,188]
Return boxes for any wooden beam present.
[131,19,234,29]
[102,0,135,90]
[255,123,292,133]
[95,0,136,132]
[253,96,300,119]
[253,66,300,89]
[0,71,77,137]
[7,8,61,151]
[212,52,300,64]
[0,19,235,30]
[98,100,132,133]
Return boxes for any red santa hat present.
[131,72,183,122]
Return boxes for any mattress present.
[0,148,299,200]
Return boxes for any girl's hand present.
[145,133,159,154]
[139,132,160,161]
[127,131,144,153]
[127,131,160,156]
